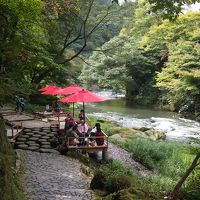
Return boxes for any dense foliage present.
[0,0,130,103]
[0,119,26,200]
[80,1,200,116]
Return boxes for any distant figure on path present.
[15,96,25,114]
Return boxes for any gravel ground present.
[108,143,154,176]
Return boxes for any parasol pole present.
[83,102,85,121]
[73,102,74,118]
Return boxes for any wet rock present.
[144,129,165,140]
[138,127,150,132]
[110,134,126,142]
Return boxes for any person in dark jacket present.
[95,125,105,146]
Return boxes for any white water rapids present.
[86,90,200,142]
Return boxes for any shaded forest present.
[0,0,200,119]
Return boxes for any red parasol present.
[49,84,85,116]
[59,89,106,103]
[59,89,107,119]
[38,85,57,92]
[57,84,84,95]
[41,86,62,95]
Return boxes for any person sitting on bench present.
[64,114,75,131]
[65,125,79,146]
[95,124,105,146]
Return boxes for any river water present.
[85,90,200,142]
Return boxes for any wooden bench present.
[66,133,109,160]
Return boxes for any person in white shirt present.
[77,120,88,137]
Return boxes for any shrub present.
[90,170,107,190]
[106,175,132,193]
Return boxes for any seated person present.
[95,125,105,146]
[45,104,52,112]
[65,125,79,146]
[64,114,75,130]
[52,101,61,112]
[77,120,89,137]
[90,123,101,137]
[78,109,85,121]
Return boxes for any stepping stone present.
[31,131,40,134]
[38,139,48,142]
[33,128,41,131]
[38,132,47,136]
[41,136,50,139]
[21,135,30,139]
[24,132,33,136]
[42,130,51,134]
[51,129,58,132]
[29,137,39,141]
[17,137,27,142]
[40,142,51,145]
[39,148,60,154]
[15,141,25,145]
[17,144,28,150]
[29,143,40,147]
[23,129,32,132]
[31,134,41,138]
[46,134,54,137]
[41,145,52,149]
[26,141,38,145]
[27,146,40,151]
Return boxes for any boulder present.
[110,134,126,142]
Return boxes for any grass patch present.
[91,158,163,200]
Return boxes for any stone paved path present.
[108,143,154,176]
[17,150,94,200]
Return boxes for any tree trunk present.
[169,153,200,200]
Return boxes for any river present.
[85,90,200,142]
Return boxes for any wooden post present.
[102,148,108,160]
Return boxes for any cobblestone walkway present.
[17,150,94,200]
